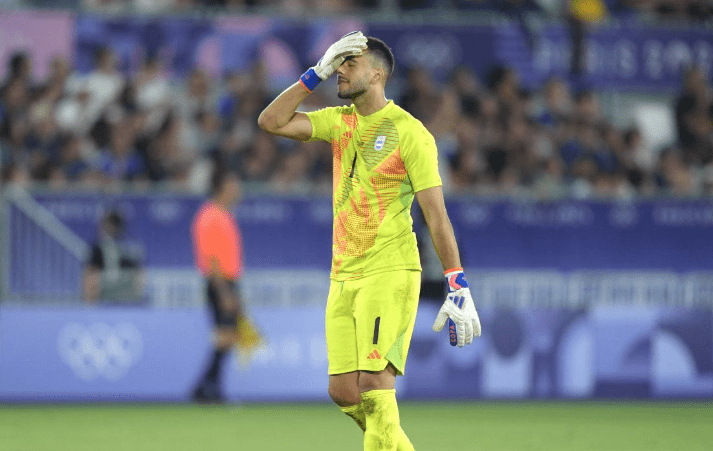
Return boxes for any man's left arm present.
[416,186,482,347]
[415,186,460,271]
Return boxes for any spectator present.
[95,118,145,183]
[675,66,713,166]
[134,55,171,130]
[400,66,442,125]
[2,28,711,200]
[538,77,573,129]
[82,209,146,303]
[269,146,313,194]
[654,146,698,197]
[48,134,93,187]
[83,47,125,122]
[1,52,33,97]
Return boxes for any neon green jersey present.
[306,100,442,280]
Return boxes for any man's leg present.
[349,270,420,450]
[193,326,234,402]
[329,368,414,451]
[328,372,365,428]
[359,364,414,451]
[193,281,237,402]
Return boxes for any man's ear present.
[371,67,385,85]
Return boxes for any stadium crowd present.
[1,47,712,199]
[5,0,712,20]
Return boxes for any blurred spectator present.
[533,157,568,199]
[47,134,94,188]
[654,146,699,196]
[270,145,313,194]
[95,118,145,183]
[538,77,573,129]
[400,66,442,126]
[675,66,713,166]
[1,52,33,96]
[83,47,125,121]
[83,209,146,304]
[627,0,713,21]
[134,55,171,130]
[2,28,712,201]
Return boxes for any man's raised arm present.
[258,31,367,141]
[257,83,313,141]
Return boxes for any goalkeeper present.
[258,32,481,450]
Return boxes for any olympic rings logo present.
[57,322,143,381]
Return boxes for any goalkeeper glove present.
[432,267,482,347]
[299,31,368,92]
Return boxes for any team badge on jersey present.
[374,135,386,151]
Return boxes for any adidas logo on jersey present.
[367,349,382,360]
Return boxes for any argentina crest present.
[374,135,386,151]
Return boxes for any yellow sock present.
[340,396,415,450]
[360,389,415,451]
[341,403,366,431]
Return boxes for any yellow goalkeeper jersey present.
[306,100,442,281]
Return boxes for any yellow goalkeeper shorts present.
[325,270,421,376]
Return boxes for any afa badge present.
[374,135,386,151]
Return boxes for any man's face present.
[336,53,374,100]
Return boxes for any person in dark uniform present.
[83,209,145,304]
[190,168,260,403]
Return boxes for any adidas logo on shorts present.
[367,349,382,360]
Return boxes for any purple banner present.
[0,11,74,80]
[1,304,711,401]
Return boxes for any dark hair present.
[104,209,125,232]
[486,66,511,91]
[93,47,111,66]
[8,52,29,78]
[366,37,395,81]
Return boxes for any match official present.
[258,32,481,450]
[190,169,246,403]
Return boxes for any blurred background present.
[1,0,712,416]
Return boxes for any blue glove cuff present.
[299,67,321,93]
[445,268,469,291]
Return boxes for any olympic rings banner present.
[1,304,711,401]
[0,305,331,402]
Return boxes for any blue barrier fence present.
[7,194,713,292]
[5,194,713,306]
[1,304,711,401]
[18,194,713,271]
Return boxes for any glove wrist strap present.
[299,67,321,93]
[444,267,463,277]
[444,267,468,290]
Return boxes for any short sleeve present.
[402,123,442,193]
[305,107,339,142]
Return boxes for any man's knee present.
[328,372,360,407]
[328,385,360,407]
[359,363,397,393]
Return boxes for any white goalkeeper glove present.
[432,267,482,347]
[299,31,368,92]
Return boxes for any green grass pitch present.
[1,401,711,450]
